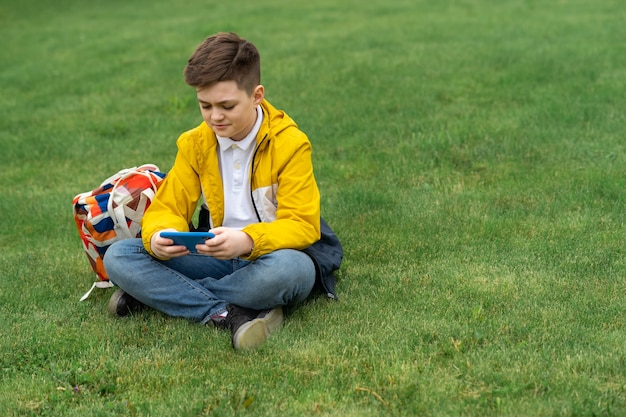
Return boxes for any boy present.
[103,32,342,350]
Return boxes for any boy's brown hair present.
[184,32,260,94]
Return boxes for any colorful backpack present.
[73,164,166,300]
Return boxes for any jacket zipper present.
[249,133,268,222]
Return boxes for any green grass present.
[1,0,625,415]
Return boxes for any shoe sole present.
[108,288,145,317]
[232,308,284,350]
[107,288,127,317]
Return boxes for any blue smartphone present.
[160,231,215,252]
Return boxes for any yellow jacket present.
[141,99,321,259]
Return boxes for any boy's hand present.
[196,227,254,260]
[151,228,190,259]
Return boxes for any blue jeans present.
[103,238,316,324]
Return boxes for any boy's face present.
[196,80,264,141]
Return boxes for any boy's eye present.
[199,103,234,110]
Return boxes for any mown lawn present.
[1,0,624,415]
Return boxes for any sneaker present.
[108,288,146,317]
[226,305,284,350]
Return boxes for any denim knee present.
[103,238,146,286]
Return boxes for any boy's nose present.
[211,110,224,120]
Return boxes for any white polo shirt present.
[215,105,263,229]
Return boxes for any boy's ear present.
[253,85,265,105]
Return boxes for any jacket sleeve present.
[243,130,321,258]
[141,132,203,256]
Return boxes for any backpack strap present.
[107,168,160,239]
[79,280,115,302]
